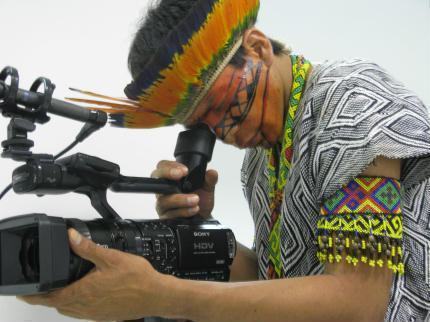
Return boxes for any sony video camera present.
[0,66,236,295]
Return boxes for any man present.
[21,0,430,321]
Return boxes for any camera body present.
[0,214,236,295]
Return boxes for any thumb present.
[202,169,218,193]
[68,229,109,269]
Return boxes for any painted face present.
[185,57,284,149]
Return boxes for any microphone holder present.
[0,66,107,162]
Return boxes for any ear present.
[242,27,275,66]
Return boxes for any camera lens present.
[20,231,40,282]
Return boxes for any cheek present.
[214,126,239,145]
[200,77,242,128]
[233,71,268,144]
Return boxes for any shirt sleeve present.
[311,59,430,202]
[310,59,430,273]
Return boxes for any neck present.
[272,53,293,143]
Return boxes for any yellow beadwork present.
[265,56,312,279]
[316,177,404,274]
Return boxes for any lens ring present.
[20,232,40,282]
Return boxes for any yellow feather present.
[68,88,138,105]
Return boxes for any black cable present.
[0,183,12,200]
[0,119,102,200]
[54,139,80,160]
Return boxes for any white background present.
[0,0,429,321]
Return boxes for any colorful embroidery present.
[317,177,404,274]
[266,55,312,278]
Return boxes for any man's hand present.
[18,229,169,321]
[152,160,258,283]
[151,160,218,220]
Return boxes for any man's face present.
[185,57,284,149]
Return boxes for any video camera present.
[0,66,236,296]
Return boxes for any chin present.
[233,138,274,149]
[261,140,274,149]
[232,131,276,149]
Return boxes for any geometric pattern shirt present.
[240,59,430,321]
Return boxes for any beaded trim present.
[265,55,312,279]
[317,177,404,274]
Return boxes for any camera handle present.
[10,124,216,221]
[107,123,216,219]
[72,123,215,220]
[111,123,216,194]
[74,123,216,220]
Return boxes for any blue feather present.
[109,113,125,127]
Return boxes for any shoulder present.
[306,58,430,200]
[312,58,389,80]
[308,57,429,134]
[309,58,426,109]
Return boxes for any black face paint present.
[213,59,263,140]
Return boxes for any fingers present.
[18,272,94,309]
[151,160,188,180]
[202,169,218,193]
[68,229,113,269]
[17,295,49,306]
[159,206,200,220]
[17,288,69,307]
[156,193,200,218]
[152,161,218,220]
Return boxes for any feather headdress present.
[69,0,260,128]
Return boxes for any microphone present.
[0,76,107,126]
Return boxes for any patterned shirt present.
[241,59,430,321]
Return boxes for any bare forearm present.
[159,268,390,322]
[229,242,258,281]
